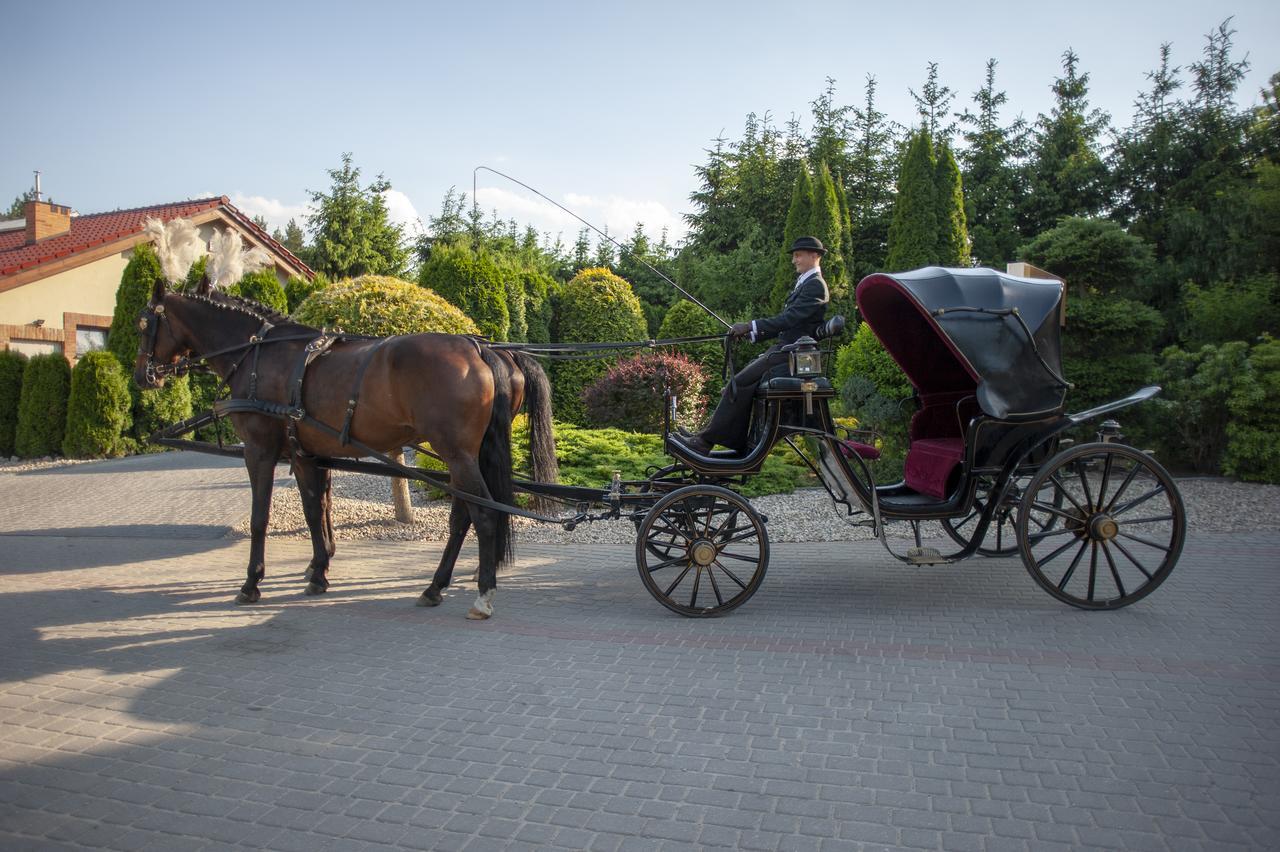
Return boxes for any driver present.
[678,236,829,455]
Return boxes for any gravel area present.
[241,467,1280,544]
[0,456,102,474]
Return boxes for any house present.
[0,195,312,362]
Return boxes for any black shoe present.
[676,426,698,438]
[678,433,713,455]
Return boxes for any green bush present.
[1061,295,1164,413]
[227,268,288,315]
[523,269,556,344]
[1153,341,1250,474]
[0,349,27,457]
[657,299,725,383]
[14,354,71,458]
[419,241,512,340]
[285,273,328,313]
[106,243,162,372]
[510,419,811,498]
[1224,336,1280,482]
[62,351,132,458]
[1181,273,1280,347]
[134,376,193,450]
[1017,216,1155,298]
[188,371,238,444]
[582,352,707,433]
[293,275,479,336]
[552,268,648,425]
[834,322,912,402]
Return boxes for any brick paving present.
[1,453,1278,850]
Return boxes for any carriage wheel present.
[941,473,1063,556]
[1017,443,1185,610]
[635,485,769,617]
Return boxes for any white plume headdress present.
[208,229,273,290]
[144,217,204,285]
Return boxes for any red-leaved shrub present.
[582,351,707,433]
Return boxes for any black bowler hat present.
[790,236,827,255]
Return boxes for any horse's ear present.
[196,273,212,296]
[150,276,167,304]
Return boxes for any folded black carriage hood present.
[855,267,1068,419]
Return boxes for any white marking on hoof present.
[466,589,495,620]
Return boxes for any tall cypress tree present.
[935,141,971,266]
[771,165,817,309]
[886,129,940,270]
[959,59,1027,266]
[812,161,848,295]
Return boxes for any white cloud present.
[229,193,308,235]
[380,188,421,233]
[473,186,686,245]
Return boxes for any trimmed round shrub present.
[419,241,512,340]
[582,352,708,433]
[834,321,912,403]
[228,268,288,315]
[14,353,71,458]
[552,267,648,425]
[0,349,28,457]
[657,299,725,384]
[293,275,479,336]
[63,351,132,458]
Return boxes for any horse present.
[133,274,557,619]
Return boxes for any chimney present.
[24,199,72,244]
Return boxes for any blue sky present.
[4,1,1277,246]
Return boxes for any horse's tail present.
[511,350,559,487]
[478,347,515,568]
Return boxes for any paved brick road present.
[1,454,1277,850]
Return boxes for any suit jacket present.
[753,271,829,345]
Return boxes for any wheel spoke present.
[1110,538,1156,581]
[1087,542,1098,602]
[1029,500,1082,524]
[1117,513,1176,526]
[1054,540,1089,591]
[1076,462,1096,511]
[706,563,725,606]
[663,564,693,597]
[1096,452,1115,510]
[1048,473,1088,515]
[1111,485,1167,518]
[712,560,748,590]
[1037,534,1083,566]
[1102,542,1127,599]
[1103,461,1143,513]
[688,565,702,607]
[650,518,691,543]
[720,528,762,547]
[646,554,688,573]
[1116,530,1172,553]
[717,550,759,565]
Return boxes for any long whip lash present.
[472,166,731,329]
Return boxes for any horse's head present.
[133,275,206,388]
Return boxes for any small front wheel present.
[635,484,769,617]
[1017,442,1185,610]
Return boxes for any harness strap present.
[338,336,397,446]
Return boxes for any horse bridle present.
[136,302,191,386]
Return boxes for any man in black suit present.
[680,236,830,454]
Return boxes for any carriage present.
[144,253,1185,618]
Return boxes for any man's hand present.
[729,322,752,339]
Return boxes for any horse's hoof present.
[236,589,261,605]
[465,607,491,620]
[416,589,442,607]
[304,582,328,596]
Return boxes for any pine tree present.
[1021,50,1112,235]
[909,62,958,144]
[886,129,940,270]
[281,219,306,255]
[306,153,407,278]
[846,76,897,279]
[959,59,1027,266]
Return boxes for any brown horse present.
[134,275,557,619]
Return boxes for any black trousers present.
[700,346,789,451]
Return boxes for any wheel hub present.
[690,539,718,566]
[1089,513,1119,541]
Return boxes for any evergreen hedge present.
[293,275,479,336]
[285,273,328,314]
[62,351,132,458]
[228,268,289,315]
[419,241,512,340]
[552,267,648,425]
[14,353,71,458]
[657,299,725,386]
[1225,337,1280,482]
[0,350,27,457]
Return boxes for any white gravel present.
[242,467,1280,544]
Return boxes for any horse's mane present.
[185,290,315,331]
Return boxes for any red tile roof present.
[0,196,312,280]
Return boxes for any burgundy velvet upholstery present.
[904,438,964,498]
[838,440,881,460]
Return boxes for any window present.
[76,327,109,357]
[8,339,63,357]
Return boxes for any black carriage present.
[623,266,1186,616]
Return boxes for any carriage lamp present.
[789,336,823,377]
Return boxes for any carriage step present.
[905,546,947,565]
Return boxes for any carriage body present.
[641,267,1185,616]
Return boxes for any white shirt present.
[750,265,821,342]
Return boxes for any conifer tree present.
[935,141,971,266]
[812,162,848,294]
[846,76,897,279]
[886,129,940,270]
[959,59,1027,266]
[770,165,816,309]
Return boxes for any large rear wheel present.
[1017,443,1185,610]
[635,485,768,617]
[941,473,1063,556]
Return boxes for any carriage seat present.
[903,438,964,499]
